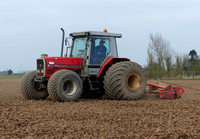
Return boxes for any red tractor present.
[20,29,147,102]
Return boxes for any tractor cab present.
[68,30,122,76]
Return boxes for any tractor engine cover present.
[37,57,82,78]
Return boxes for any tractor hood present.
[45,57,82,68]
[37,57,83,78]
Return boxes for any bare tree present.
[176,55,181,71]
[149,33,164,66]
[148,33,174,71]
[147,47,154,65]
[182,53,189,71]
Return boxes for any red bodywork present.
[45,57,82,78]
[147,82,184,99]
[44,56,129,78]
[97,57,129,77]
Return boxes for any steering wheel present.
[76,49,86,57]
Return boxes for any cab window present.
[90,38,110,64]
[71,37,88,59]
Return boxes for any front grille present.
[47,69,55,75]
[37,59,45,77]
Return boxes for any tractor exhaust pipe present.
[60,28,65,57]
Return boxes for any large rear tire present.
[20,71,48,100]
[104,61,146,100]
[47,70,82,102]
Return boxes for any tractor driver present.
[93,40,107,64]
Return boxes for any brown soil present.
[1,78,200,138]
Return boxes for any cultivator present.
[147,82,185,99]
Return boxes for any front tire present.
[20,71,48,100]
[47,70,83,102]
[104,61,146,100]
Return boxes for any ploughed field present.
[1,76,200,138]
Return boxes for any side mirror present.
[65,37,72,46]
[65,38,67,46]
[65,37,72,57]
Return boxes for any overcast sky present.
[0,0,200,72]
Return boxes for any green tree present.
[187,50,200,77]
[7,69,13,75]
[189,49,198,61]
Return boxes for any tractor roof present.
[69,31,122,38]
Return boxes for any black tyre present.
[20,71,48,100]
[173,90,177,99]
[47,70,82,102]
[104,61,147,100]
[103,66,115,100]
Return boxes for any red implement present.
[147,82,184,99]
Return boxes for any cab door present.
[88,37,111,75]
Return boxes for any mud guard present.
[97,57,130,77]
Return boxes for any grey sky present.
[0,0,200,72]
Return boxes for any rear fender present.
[97,57,129,77]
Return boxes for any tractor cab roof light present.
[103,28,107,33]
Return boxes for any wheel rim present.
[63,79,78,96]
[126,73,141,92]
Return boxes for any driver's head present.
[99,40,105,46]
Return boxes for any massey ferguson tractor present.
[20,29,147,102]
